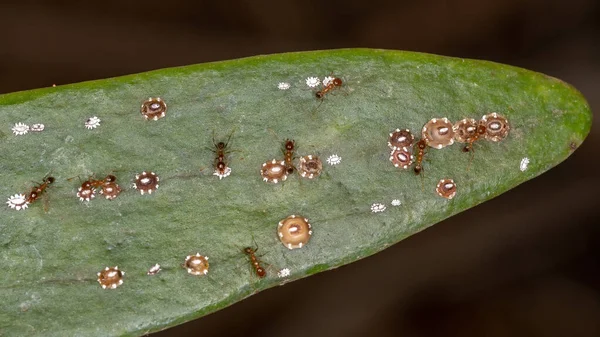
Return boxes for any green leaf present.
[0,49,591,336]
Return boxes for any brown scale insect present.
[315,77,343,99]
[282,139,296,175]
[413,139,428,175]
[26,176,55,205]
[244,247,266,278]
[212,130,234,179]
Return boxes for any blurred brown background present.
[1,1,599,336]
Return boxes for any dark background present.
[1,1,599,336]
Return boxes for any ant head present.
[315,91,323,99]
[286,167,295,174]
[462,146,471,153]
[284,140,295,151]
[333,78,342,86]
[243,247,253,254]
[217,142,226,149]
[414,165,422,174]
[105,175,117,183]
[45,176,55,184]
[217,162,226,170]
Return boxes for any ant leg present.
[42,193,50,213]
[212,129,218,149]
[66,175,83,182]
[251,233,259,253]
[224,127,237,148]
[267,128,281,142]
[310,99,324,117]
[466,149,475,172]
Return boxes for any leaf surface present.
[0,49,591,336]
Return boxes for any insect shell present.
[298,155,323,179]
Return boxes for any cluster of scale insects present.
[5,73,515,290]
[96,212,311,289]
[388,113,510,199]
[260,138,324,184]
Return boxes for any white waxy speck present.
[12,123,29,136]
[391,199,401,206]
[30,123,45,132]
[520,157,530,172]
[7,194,28,210]
[85,116,101,129]
[277,268,291,278]
[147,264,161,275]
[370,203,386,213]
[213,167,232,180]
[326,154,342,166]
[306,77,320,88]
[277,82,290,90]
[322,76,334,86]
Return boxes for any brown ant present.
[282,139,296,174]
[463,124,487,153]
[69,173,120,201]
[243,246,266,278]
[413,139,427,175]
[211,129,235,179]
[26,176,55,205]
[79,174,117,190]
[461,123,487,172]
[315,76,343,99]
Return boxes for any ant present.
[80,175,117,190]
[211,129,235,179]
[463,124,487,153]
[282,139,296,175]
[455,120,487,172]
[413,139,428,175]
[243,246,266,278]
[26,176,55,205]
[70,173,120,201]
[315,76,343,99]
